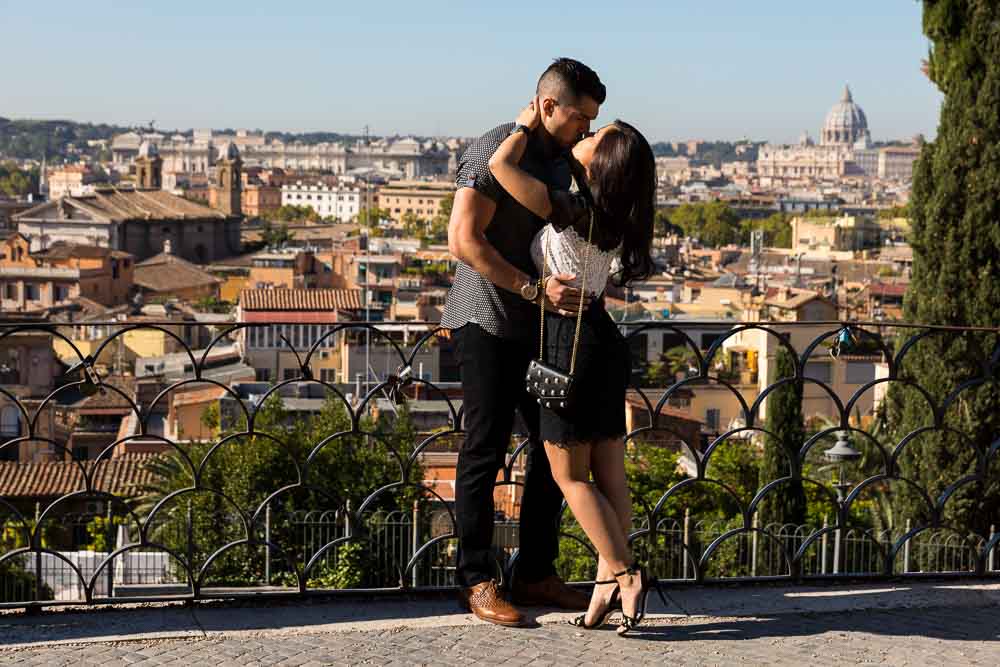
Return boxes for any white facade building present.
[281,180,362,221]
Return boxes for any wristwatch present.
[510,124,531,137]
[519,278,539,302]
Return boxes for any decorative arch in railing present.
[0,320,997,608]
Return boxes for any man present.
[442,58,606,627]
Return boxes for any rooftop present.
[240,288,365,311]
[0,453,157,499]
[134,252,223,293]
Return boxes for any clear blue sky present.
[2,1,941,143]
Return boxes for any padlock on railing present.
[830,326,856,359]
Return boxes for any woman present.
[488,97,657,635]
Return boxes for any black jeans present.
[454,324,563,588]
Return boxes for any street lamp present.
[824,430,861,574]
[824,430,862,502]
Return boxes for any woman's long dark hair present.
[583,120,656,286]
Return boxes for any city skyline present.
[4,2,941,143]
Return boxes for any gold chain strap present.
[538,209,595,374]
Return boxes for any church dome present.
[821,85,869,146]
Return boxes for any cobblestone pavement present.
[2,604,998,666]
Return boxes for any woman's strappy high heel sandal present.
[614,562,666,637]
[570,579,621,629]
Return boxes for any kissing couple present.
[441,58,660,635]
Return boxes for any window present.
[3,284,15,300]
[804,361,832,383]
[846,361,876,385]
[24,283,39,300]
[112,260,120,279]
[320,368,336,383]
[72,447,89,461]
[0,406,20,436]
[255,368,271,382]
[54,285,70,301]
[705,409,720,431]
[283,368,298,381]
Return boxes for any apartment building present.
[375,181,454,223]
[0,232,134,311]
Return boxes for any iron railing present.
[0,319,998,608]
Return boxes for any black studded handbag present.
[525,210,594,411]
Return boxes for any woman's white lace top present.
[531,224,621,297]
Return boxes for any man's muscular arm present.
[447,186,587,312]
[447,187,532,297]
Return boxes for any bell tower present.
[135,141,163,189]
[211,141,242,216]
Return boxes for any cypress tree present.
[885,1,1000,543]
[758,347,808,531]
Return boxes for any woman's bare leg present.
[591,438,632,549]
[544,440,631,625]
[591,437,643,622]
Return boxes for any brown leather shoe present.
[458,580,527,627]
[511,574,589,610]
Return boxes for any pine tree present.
[885,1,1000,544]
[757,347,808,531]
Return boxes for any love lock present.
[830,327,856,359]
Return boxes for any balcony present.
[0,319,998,609]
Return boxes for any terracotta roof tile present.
[33,242,133,261]
[0,453,159,499]
[240,288,365,311]
[134,253,222,293]
[16,188,230,224]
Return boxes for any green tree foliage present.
[0,117,128,161]
[139,395,423,587]
[356,206,393,228]
[258,220,296,247]
[654,209,684,238]
[424,192,453,245]
[669,202,741,247]
[0,163,34,197]
[884,0,1000,541]
[741,213,792,248]
[267,204,317,224]
[877,205,909,219]
[757,348,807,529]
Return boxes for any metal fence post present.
[833,520,841,575]
[750,513,758,577]
[34,501,42,602]
[990,524,996,573]
[903,519,911,574]
[411,501,419,589]
[821,515,828,575]
[682,508,690,580]
[264,503,271,586]
[106,504,114,598]
[186,500,194,593]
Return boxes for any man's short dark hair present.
[536,58,606,105]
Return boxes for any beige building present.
[247,249,331,290]
[376,181,454,222]
[237,288,368,383]
[878,145,921,181]
[791,215,881,253]
[47,164,100,199]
